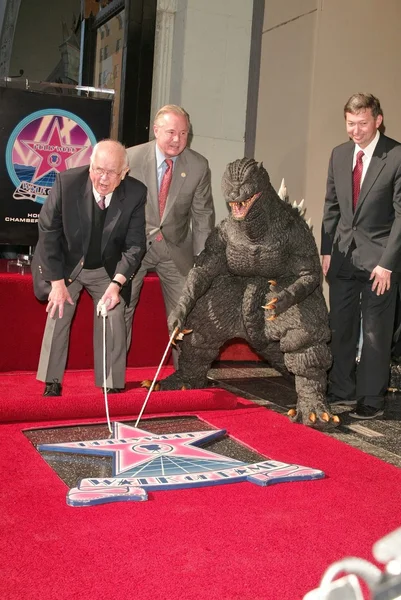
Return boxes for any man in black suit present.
[321,93,401,419]
[33,139,146,396]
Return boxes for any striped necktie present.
[159,159,173,219]
[156,159,173,240]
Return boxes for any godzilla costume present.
[146,158,339,428]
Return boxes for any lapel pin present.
[181,172,186,178]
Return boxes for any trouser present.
[37,267,127,388]
[328,256,397,408]
[125,239,187,368]
[391,284,401,358]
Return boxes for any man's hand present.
[99,282,121,312]
[370,265,392,295]
[47,280,74,319]
[321,255,331,277]
[99,275,126,312]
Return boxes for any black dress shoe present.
[105,387,124,394]
[349,405,384,420]
[43,380,62,397]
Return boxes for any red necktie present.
[156,159,173,240]
[352,150,364,211]
[98,195,106,210]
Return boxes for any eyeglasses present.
[92,166,124,179]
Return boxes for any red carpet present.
[0,268,173,372]
[0,367,239,423]
[0,263,260,372]
[2,401,401,599]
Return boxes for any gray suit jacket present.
[321,133,401,275]
[126,140,215,276]
[32,166,147,305]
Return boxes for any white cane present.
[97,299,112,433]
[135,327,179,428]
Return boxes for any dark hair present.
[344,93,383,118]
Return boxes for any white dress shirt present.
[353,129,380,186]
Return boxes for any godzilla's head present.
[221,158,271,220]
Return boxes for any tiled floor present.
[208,362,401,468]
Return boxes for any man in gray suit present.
[33,140,146,396]
[125,105,215,360]
[321,93,401,419]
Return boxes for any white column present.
[0,0,22,77]
[150,0,178,126]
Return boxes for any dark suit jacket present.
[32,165,147,305]
[321,133,401,276]
[126,141,215,276]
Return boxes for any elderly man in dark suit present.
[125,105,215,363]
[321,93,401,419]
[33,139,146,396]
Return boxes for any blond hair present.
[154,105,190,129]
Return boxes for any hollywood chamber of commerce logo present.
[38,422,325,507]
[6,109,96,205]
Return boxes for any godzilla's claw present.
[263,296,278,320]
[262,297,278,310]
[176,328,193,340]
[287,404,340,429]
[140,379,187,391]
[141,379,161,391]
[171,328,193,345]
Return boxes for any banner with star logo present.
[0,86,111,245]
